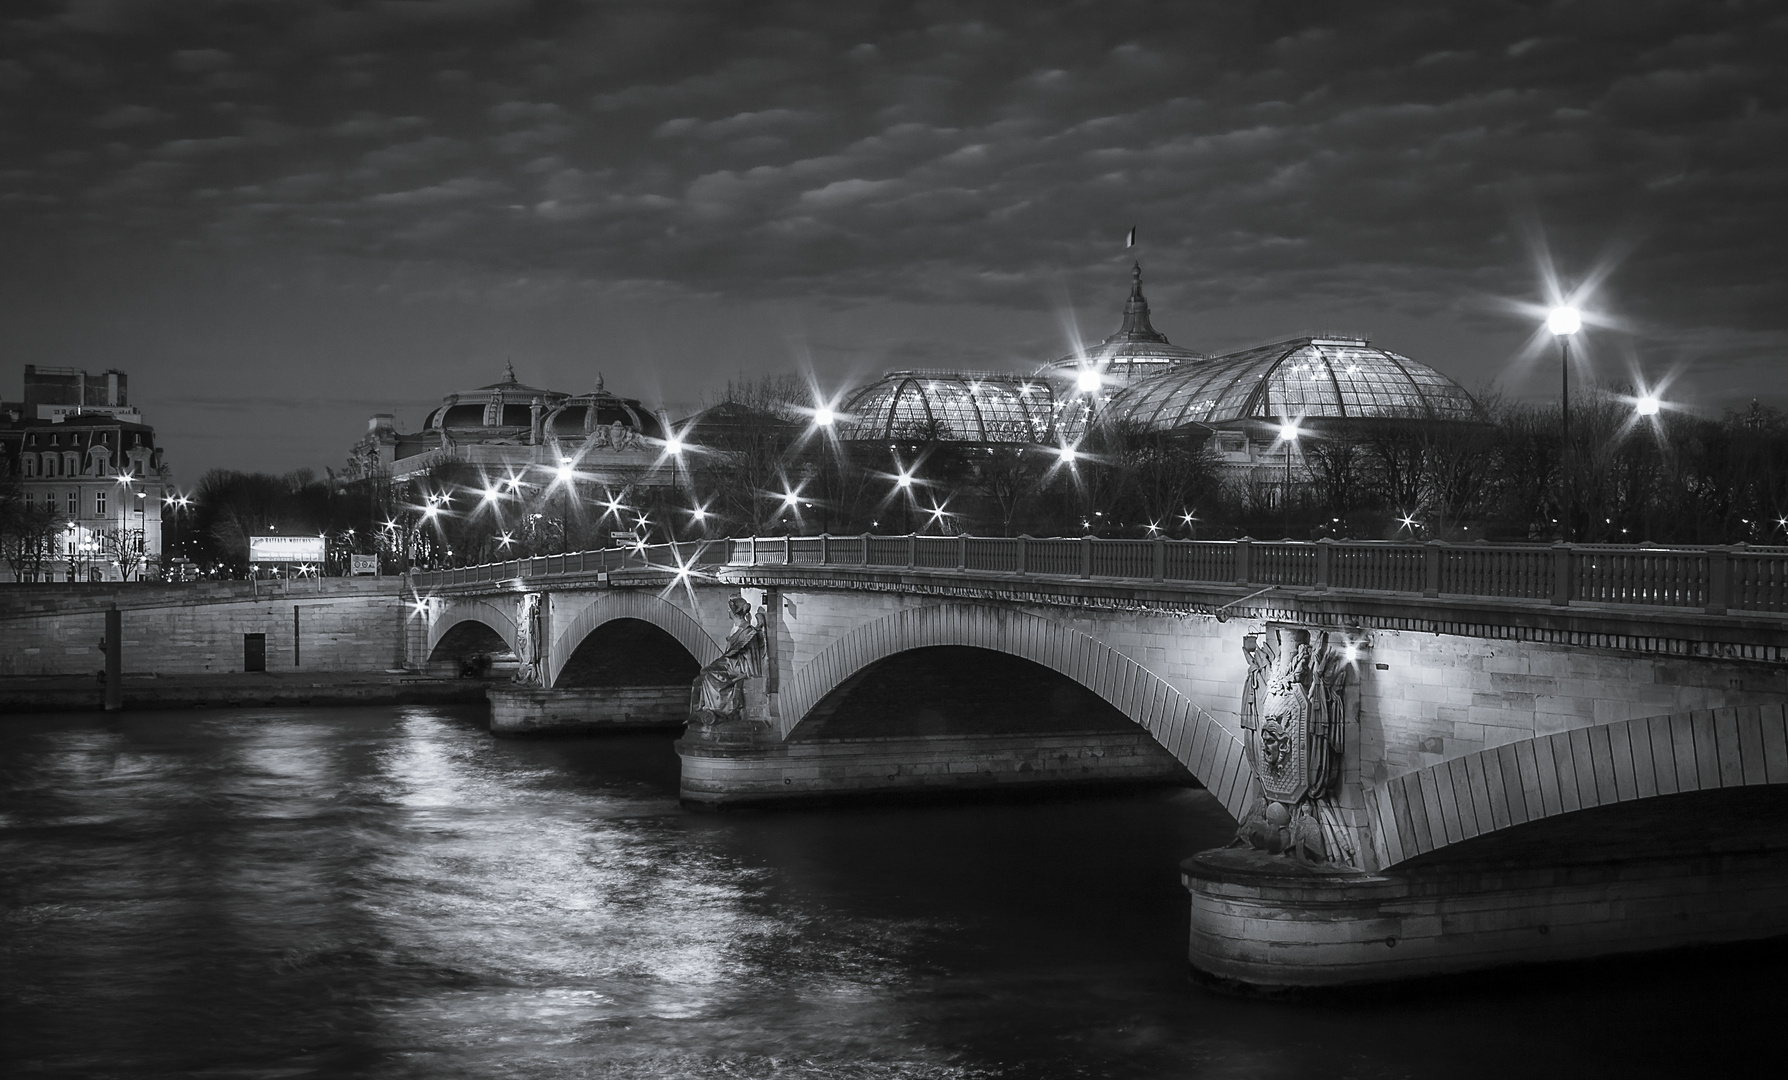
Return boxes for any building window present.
[67,490,77,514]
[96,490,106,516]
[41,453,56,477]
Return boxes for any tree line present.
[10,382,1784,582]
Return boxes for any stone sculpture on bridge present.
[512,593,544,687]
[690,595,766,726]
[1234,626,1356,867]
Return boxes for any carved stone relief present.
[1233,625,1357,867]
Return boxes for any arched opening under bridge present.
[556,617,702,688]
[796,646,1148,741]
[428,618,515,678]
[782,645,1195,798]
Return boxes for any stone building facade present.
[1,368,169,582]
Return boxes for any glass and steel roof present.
[840,371,1067,444]
[1038,263,1205,382]
[1108,336,1485,429]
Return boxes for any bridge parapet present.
[413,535,1788,617]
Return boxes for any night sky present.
[2,0,1783,481]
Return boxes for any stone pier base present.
[487,685,689,737]
[1182,845,1788,990]
[676,724,1191,808]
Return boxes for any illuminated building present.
[1,371,169,582]
[347,365,674,489]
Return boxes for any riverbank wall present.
[0,578,410,678]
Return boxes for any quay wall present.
[0,578,410,678]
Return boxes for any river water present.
[0,705,1772,1079]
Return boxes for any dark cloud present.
[1,0,1784,478]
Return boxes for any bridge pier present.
[487,684,689,736]
[676,723,1190,808]
[1182,841,1788,991]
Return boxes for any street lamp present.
[1635,394,1660,417]
[1278,421,1301,538]
[1548,305,1580,540]
[134,490,147,580]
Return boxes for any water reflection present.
[0,705,1775,1079]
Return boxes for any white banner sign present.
[350,554,379,576]
[250,535,325,563]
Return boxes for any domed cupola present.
[1039,263,1206,387]
[423,362,570,435]
[545,374,666,447]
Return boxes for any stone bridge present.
[412,534,1788,986]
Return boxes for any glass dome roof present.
[1108,336,1485,429]
[840,371,1066,444]
[1038,263,1205,383]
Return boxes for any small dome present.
[1038,263,1205,384]
[545,387,665,442]
[1108,336,1486,429]
[424,363,570,432]
[839,371,1064,444]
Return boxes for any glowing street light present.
[555,461,574,483]
[1057,445,1078,464]
[1546,305,1582,336]
[895,470,914,489]
[1075,369,1102,394]
[813,405,836,428]
[1636,394,1661,417]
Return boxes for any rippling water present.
[1,705,1773,1079]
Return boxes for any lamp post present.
[134,490,147,580]
[1278,421,1301,539]
[1547,305,1581,541]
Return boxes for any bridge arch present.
[547,591,722,689]
[780,601,1255,821]
[428,598,519,660]
[1367,704,1788,869]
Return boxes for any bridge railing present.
[411,535,1788,615]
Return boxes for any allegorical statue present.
[1233,626,1356,867]
[690,596,766,726]
[512,593,543,686]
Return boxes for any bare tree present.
[0,475,61,581]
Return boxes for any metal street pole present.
[1547,305,1580,542]
[1561,333,1570,542]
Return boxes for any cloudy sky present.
[2,0,1783,480]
